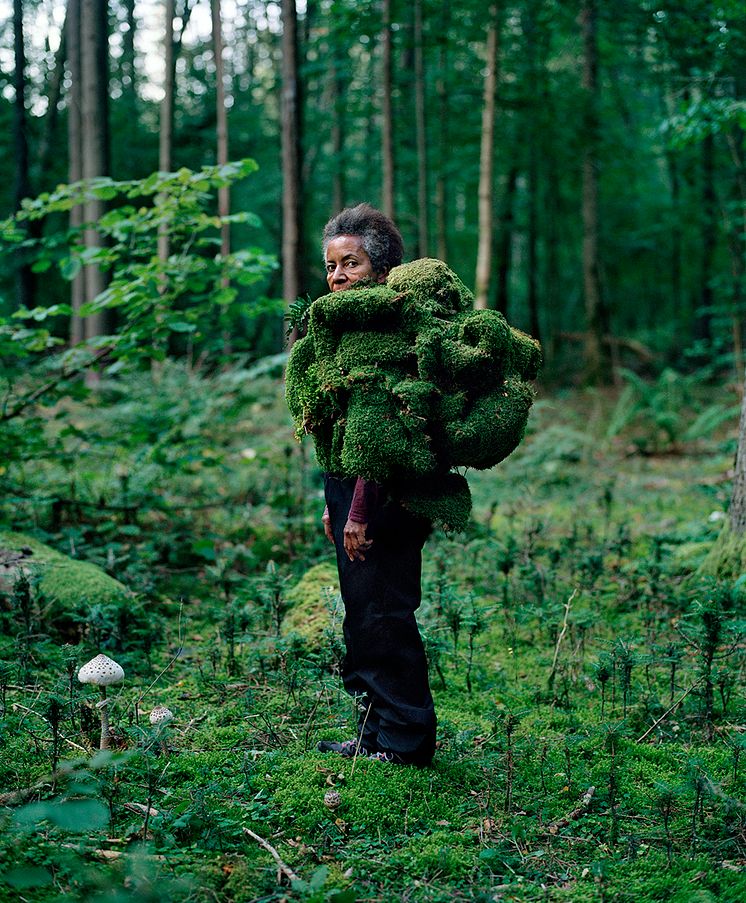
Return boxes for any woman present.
[316,203,437,767]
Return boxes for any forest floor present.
[0,362,744,903]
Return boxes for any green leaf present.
[31,258,53,273]
[60,256,82,281]
[1,866,53,888]
[168,321,196,333]
[14,798,110,832]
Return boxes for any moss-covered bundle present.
[286,258,541,530]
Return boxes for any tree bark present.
[330,49,346,213]
[13,0,33,310]
[281,0,304,328]
[212,0,230,260]
[38,12,68,183]
[580,0,610,382]
[730,381,746,535]
[414,0,428,257]
[698,131,716,343]
[80,0,110,340]
[474,5,500,310]
[434,0,449,263]
[381,0,394,221]
[158,0,176,269]
[494,165,518,317]
[67,0,84,345]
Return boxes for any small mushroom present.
[149,706,173,728]
[77,654,125,750]
[149,706,174,754]
[323,790,341,810]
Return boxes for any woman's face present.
[325,235,387,292]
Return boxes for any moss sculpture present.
[286,258,541,531]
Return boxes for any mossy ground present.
[0,365,743,902]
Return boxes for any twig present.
[243,828,300,884]
[1,345,113,422]
[350,699,374,779]
[546,786,595,835]
[547,589,577,690]
[11,702,88,752]
[636,678,704,743]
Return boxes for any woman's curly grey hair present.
[322,203,404,276]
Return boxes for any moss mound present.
[0,531,133,637]
[281,562,340,643]
[285,258,541,529]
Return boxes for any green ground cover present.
[0,362,743,902]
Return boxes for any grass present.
[0,363,743,902]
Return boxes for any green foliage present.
[286,259,541,530]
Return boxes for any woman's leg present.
[324,475,437,765]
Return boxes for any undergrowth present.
[0,361,743,902]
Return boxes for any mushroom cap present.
[149,705,174,726]
[77,654,125,686]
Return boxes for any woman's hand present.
[322,511,334,545]
[343,519,372,561]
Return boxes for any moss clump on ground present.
[0,531,133,633]
[280,562,340,643]
[285,258,541,530]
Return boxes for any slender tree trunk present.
[67,0,84,345]
[698,131,716,343]
[434,0,449,262]
[580,0,610,382]
[38,13,68,181]
[13,0,33,310]
[330,51,346,213]
[158,0,176,270]
[381,0,394,220]
[122,0,136,107]
[414,0,428,257]
[729,381,746,535]
[80,0,110,340]
[494,165,517,316]
[474,5,500,310]
[281,0,304,335]
[212,0,230,259]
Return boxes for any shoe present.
[368,750,405,764]
[317,738,372,758]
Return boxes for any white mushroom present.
[77,654,125,750]
[149,706,174,727]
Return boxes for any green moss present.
[285,258,541,530]
[396,473,471,532]
[281,562,340,643]
[443,378,535,469]
[0,531,132,626]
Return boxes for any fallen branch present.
[636,678,703,743]
[558,332,656,364]
[546,786,595,835]
[1,345,113,422]
[547,589,577,692]
[243,828,300,884]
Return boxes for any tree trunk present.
[494,165,517,317]
[434,0,449,263]
[381,0,394,220]
[474,5,500,310]
[580,0,610,382]
[122,0,136,107]
[80,0,110,340]
[67,0,84,345]
[414,0,428,257]
[13,0,33,310]
[281,0,304,332]
[330,49,346,213]
[38,12,68,182]
[158,0,176,269]
[212,0,230,259]
[698,131,716,343]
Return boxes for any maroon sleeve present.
[348,477,379,524]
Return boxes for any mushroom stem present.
[99,686,109,750]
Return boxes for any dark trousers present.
[324,475,436,765]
